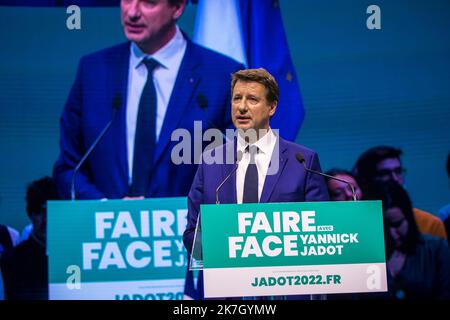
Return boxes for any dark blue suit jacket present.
[183,136,330,254]
[53,37,243,199]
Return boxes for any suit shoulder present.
[190,42,244,70]
[79,42,130,65]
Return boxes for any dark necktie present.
[128,58,159,197]
[243,145,259,203]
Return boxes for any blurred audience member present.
[0,194,21,300]
[353,146,447,239]
[438,152,450,245]
[0,223,20,301]
[1,176,60,300]
[366,181,450,299]
[324,169,362,300]
[324,169,391,300]
[325,168,362,201]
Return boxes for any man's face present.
[327,174,362,201]
[375,157,405,185]
[231,80,276,133]
[121,0,184,53]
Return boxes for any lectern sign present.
[48,198,188,300]
[200,201,387,298]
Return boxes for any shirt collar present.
[130,25,186,70]
[237,128,277,155]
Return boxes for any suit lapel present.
[260,138,288,203]
[153,40,201,166]
[108,42,131,186]
[221,163,237,204]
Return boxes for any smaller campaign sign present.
[200,201,387,298]
[47,198,188,300]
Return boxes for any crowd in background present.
[325,147,450,300]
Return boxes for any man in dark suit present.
[1,176,60,300]
[183,69,329,298]
[53,0,243,200]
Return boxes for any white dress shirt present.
[126,26,187,183]
[236,129,278,204]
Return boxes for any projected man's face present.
[121,0,185,54]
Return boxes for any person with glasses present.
[353,146,447,240]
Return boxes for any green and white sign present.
[47,198,188,300]
[200,201,387,298]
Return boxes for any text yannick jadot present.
[228,211,359,258]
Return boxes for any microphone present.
[215,150,243,204]
[70,95,122,201]
[295,152,357,201]
[197,93,231,143]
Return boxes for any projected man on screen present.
[53,0,243,200]
[183,68,329,264]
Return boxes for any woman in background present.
[367,181,450,300]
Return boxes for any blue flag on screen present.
[193,0,304,141]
